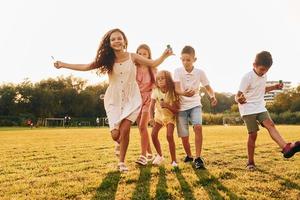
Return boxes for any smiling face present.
[253,63,270,76]
[137,48,150,59]
[156,71,167,89]
[180,53,196,70]
[109,31,126,51]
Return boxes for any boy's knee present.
[193,124,202,130]
[111,130,120,141]
[248,132,257,140]
[262,119,275,129]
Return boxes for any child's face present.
[180,53,196,69]
[110,31,126,51]
[156,72,167,88]
[137,48,150,59]
[253,63,269,76]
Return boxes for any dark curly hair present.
[91,28,128,74]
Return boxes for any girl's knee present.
[111,130,120,141]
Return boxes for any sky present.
[1,0,300,93]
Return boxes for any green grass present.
[0,126,300,199]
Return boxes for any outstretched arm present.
[54,61,95,71]
[265,83,283,93]
[132,48,173,68]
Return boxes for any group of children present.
[54,28,300,172]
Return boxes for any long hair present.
[155,70,180,105]
[136,44,156,84]
[91,28,128,74]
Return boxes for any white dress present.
[104,53,142,131]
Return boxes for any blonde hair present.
[155,70,180,105]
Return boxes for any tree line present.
[0,76,299,126]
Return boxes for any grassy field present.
[0,125,300,200]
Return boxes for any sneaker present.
[135,155,147,166]
[246,163,256,171]
[152,155,164,165]
[115,142,120,157]
[146,153,155,162]
[171,161,178,168]
[194,157,205,169]
[283,141,300,158]
[183,155,194,163]
[117,162,128,172]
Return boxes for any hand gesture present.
[149,118,155,127]
[275,83,283,90]
[183,89,195,97]
[237,93,247,104]
[210,96,218,107]
[160,101,169,109]
[54,61,63,69]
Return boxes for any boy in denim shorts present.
[236,51,300,170]
[174,46,217,169]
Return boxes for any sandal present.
[117,162,128,172]
[135,155,147,166]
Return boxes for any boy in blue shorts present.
[236,51,300,170]
[174,46,217,169]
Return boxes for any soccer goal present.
[44,118,65,127]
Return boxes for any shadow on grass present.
[131,165,152,200]
[155,166,171,200]
[192,165,244,200]
[92,171,121,200]
[257,168,300,191]
[174,167,196,200]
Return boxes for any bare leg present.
[138,112,152,157]
[118,119,131,163]
[262,119,287,149]
[166,123,176,162]
[181,136,192,157]
[247,132,257,164]
[111,129,120,142]
[151,122,163,156]
[194,125,203,158]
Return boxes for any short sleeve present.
[199,70,210,86]
[239,74,250,93]
[151,88,158,99]
[173,68,180,82]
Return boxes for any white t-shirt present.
[238,70,267,116]
[173,67,209,111]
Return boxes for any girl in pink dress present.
[54,28,173,172]
[135,44,157,165]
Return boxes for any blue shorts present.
[176,106,202,137]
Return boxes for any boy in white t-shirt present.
[236,51,300,170]
[174,46,217,169]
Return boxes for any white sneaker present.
[152,155,164,165]
[171,161,178,168]
[115,142,120,157]
[117,162,128,172]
